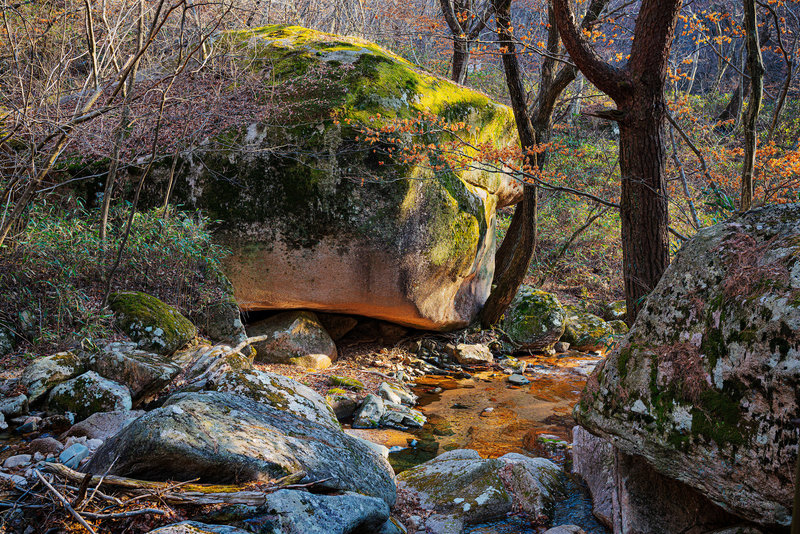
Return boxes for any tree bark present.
[554,0,680,324]
[740,0,764,212]
[452,36,470,84]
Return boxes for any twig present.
[71,473,93,508]
[80,508,167,520]
[34,470,97,534]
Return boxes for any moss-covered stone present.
[108,291,197,355]
[561,306,614,352]
[501,287,566,352]
[47,371,132,421]
[575,204,800,528]
[21,351,87,404]
[329,375,365,390]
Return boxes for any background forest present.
[1,0,798,353]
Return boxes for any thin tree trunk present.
[740,0,764,212]
[452,36,470,84]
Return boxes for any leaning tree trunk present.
[740,0,764,212]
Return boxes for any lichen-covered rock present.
[396,449,561,532]
[501,287,566,351]
[381,402,426,430]
[108,291,197,354]
[196,296,247,345]
[178,344,253,383]
[606,320,629,336]
[329,375,365,390]
[147,25,517,331]
[0,394,28,417]
[205,368,339,428]
[603,300,627,321]
[47,371,132,421]
[576,204,800,529]
[148,522,250,534]
[229,489,390,534]
[571,426,614,527]
[327,390,359,420]
[88,341,181,402]
[561,306,614,352]
[85,391,396,505]
[247,311,336,369]
[21,351,87,404]
[378,382,417,406]
[352,394,385,429]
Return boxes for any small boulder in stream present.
[397,449,562,533]
[561,305,614,352]
[84,391,396,505]
[501,287,566,351]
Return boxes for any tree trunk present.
[740,0,764,212]
[618,96,670,322]
[452,36,470,84]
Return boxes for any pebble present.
[3,454,32,469]
[0,471,27,486]
[480,407,494,417]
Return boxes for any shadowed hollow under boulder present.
[151,24,518,331]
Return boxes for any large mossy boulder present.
[156,25,517,331]
[575,204,800,529]
[85,391,397,505]
[108,292,197,354]
[501,287,566,351]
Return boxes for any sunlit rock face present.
[158,25,518,331]
[575,203,800,528]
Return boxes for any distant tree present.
[439,0,493,84]
[553,0,683,323]
[739,0,764,212]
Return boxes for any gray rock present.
[0,412,6,430]
[575,204,800,528]
[20,351,86,404]
[571,426,614,528]
[88,341,181,402]
[60,443,90,469]
[205,368,339,429]
[501,287,566,351]
[147,522,250,534]
[64,410,144,440]
[326,391,359,420]
[247,311,337,369]
[543,527,586,534]
[47,371,132,421]
[378,382,417,406]
[196,296,247,345]
[317,314,359,341]
[3,454,31,469]
[108,291,197,354]
[352,394,385,429]
[0,471,27,487]
[553,341,570,353]
[178,344,253,383]
[508,373,529,386]
[381,402,426,429]
[454,344,494,365]
[242,489,390,534]
[603,300,627,321]
[397,449,562,532]
[84,391,396,505]
[0,394,27,417]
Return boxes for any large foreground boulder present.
[575,204,800,529]
[155,25,517,331]
[84,391,396,505]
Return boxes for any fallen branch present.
[34,470,97,534]
[80,508,167,519]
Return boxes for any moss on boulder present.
[152,25,517,331]
[47,371,132,421]
[108,291,197,354]
[575,204,800,528]
[21,351,87,404]
[501,287,566,352]
[561,306,615,352]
